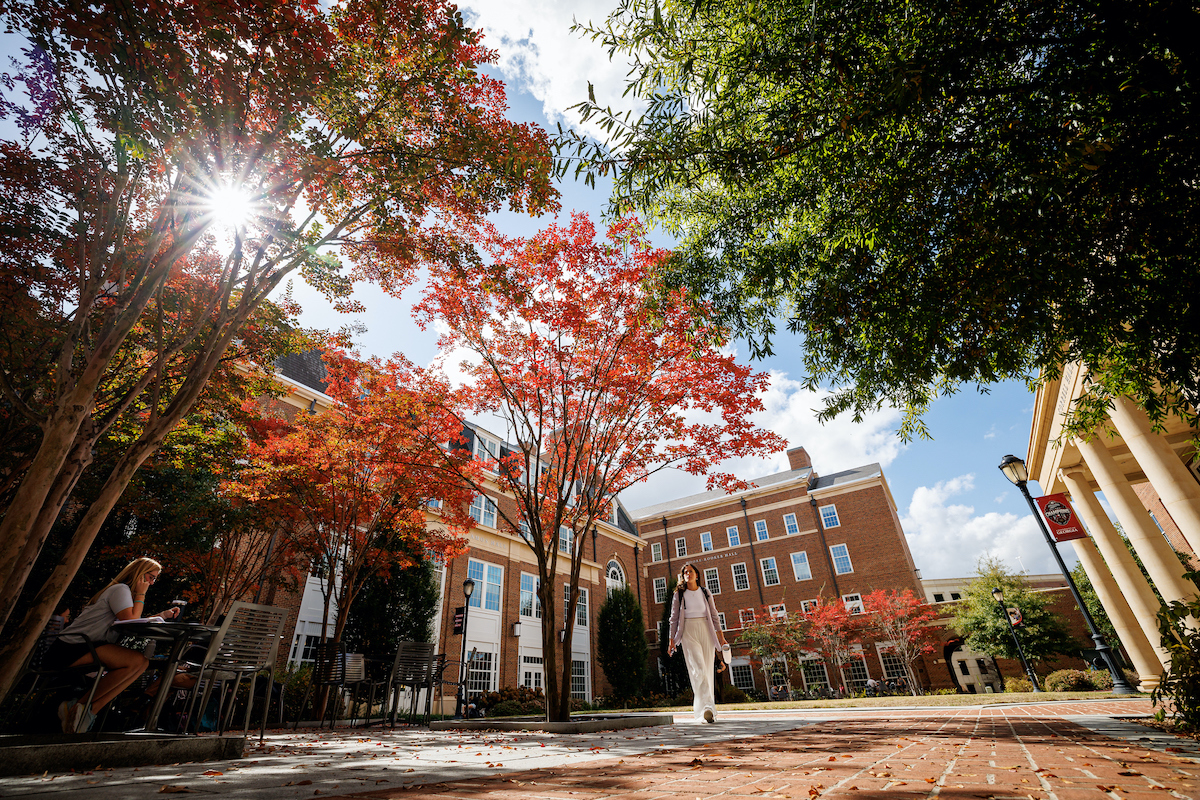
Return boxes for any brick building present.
[260,353,646,704]
[429,422,644,706]
[918,575,1097,694]
[633,446,925,696]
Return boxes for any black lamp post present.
[998,455,1135,694]
[454,577,476,718]
[992,585,1041,691]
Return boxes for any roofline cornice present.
[632,471,812,523]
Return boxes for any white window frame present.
[520,572,541,619]
[754,520,770,541]
[472,433,499,468]
[469,494,497,528]
[876,642,909,680]
[760,556,780,587]
[570,659,590,701]
[819,504,841,529]
[570,586,588,627]
[467,558,503,612]
[675,537,688,557]
[842,593,864,614]
[739,608,756,628]
[726,525,741,547]
[559,526,574,554]
[650,542,662,562]
[731,663,756,691]
[731,562,750,591]
[783,512,800,535]
[801,598,819,613]
[703,567,721,595]
[830,543,854,575]
[653,577,668,604]
[717,612,728,631]
[700,531,714,552]
[790,551,813,581]
[769,603,786,619]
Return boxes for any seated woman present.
[45,557,181,733]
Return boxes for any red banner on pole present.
[1035,494,1088,542]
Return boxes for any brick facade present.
[433,481,643,705]
[635,447,924,695]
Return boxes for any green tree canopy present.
[564,0,1199,439]
[343,558,440,657]
[951,557,1082,665]
[658,577,690,695]
[596,586,649,701]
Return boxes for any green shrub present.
[1003,676,1034,693]
[1090,670,1115,690]
[1153,577,1200,731]
[720,685,748,703]
[1044,669,1096,692]
[931,688,959,695]
[489,700,529,717]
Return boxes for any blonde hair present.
[89,557,163,605]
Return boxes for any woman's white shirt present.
[58,584,133,644]
[682,587,707,618]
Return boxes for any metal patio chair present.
[180,601,287,741]
[384,641,436,727]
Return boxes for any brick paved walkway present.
[335,701,1199,800]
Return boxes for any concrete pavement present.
[2,699,1194,800]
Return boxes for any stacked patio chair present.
[293,641,347,729]
[179,601,288,742]
[383,641,436,727]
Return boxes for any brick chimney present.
[787,446,812,471]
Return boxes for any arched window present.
[606,560,626,596]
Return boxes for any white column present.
[1108,396,1200,554]
[1061,470,1167,689]
[1075,434,1198,608]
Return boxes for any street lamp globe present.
[463,577,476,599]
[991,586,1005,604]
[998,455,1029,486]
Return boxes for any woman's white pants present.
[680,619,716,721]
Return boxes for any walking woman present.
[667,563,729,723]
[45,557,181,733]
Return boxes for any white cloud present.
[461,1,638,133]
[620,370,905,511]
[900,474,1068,579]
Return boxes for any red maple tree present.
[803,597,868,693]
[0,0,554,698]
[862,589,938,695]
[234,348,479,655]
[416,213,786,720]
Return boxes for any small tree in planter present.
[804,598,866,693]
[863,589,938,695]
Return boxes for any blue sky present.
[285,1,1071,581]
[0,11,1074,581]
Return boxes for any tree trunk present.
[0,328,241,703]
[558,625,573,721]
[0,434,93,628]
[0,433,155,703]
[540,580,565,721]
[0,389,96,589]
